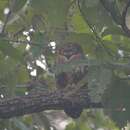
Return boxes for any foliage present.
[0,0,130,129]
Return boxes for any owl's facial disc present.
[62,44,80,59]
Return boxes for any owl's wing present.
[55,44,88,118]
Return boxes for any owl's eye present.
[56,55,68,64]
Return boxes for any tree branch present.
[77,0,114,57]
[0,85,102,119]
[1,11,11,34]
[121,0,130,37]
[100,0,130,37]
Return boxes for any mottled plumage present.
[55,43,88,118]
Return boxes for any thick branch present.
[0,86,102,119]
[100,0,130,37]
[121,0,130,37]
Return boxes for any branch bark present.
[0,85,102,119]
[100,0,130,37]
[121,0,130,37]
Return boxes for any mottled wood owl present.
[55,43,88,118]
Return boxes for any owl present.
[55,43,88,118]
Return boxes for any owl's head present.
[57,43,83,59]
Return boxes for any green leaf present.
[80,0,117,33]
[70,5,90,33]
[103,77,130,127]
[0,0,8,19]
[31,0,71,28]
[88,65,113,102]
[13,118,30,130]
[0,37,24,62]
[10,0,27,12]
[33,113,51,130]
[64,32,96,55]
[100,0,122,25]
[101,26,125,37]
[66,122,76,130]
[103,35,130,53]
[31,32,48,57]
[31,14,45,32]
[16,66,29,83]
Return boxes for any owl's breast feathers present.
[55,43,88,118]
[56,43,87,88]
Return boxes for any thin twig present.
[4,38,48,48]
[77,0,114,57]
[1,10,12,34]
